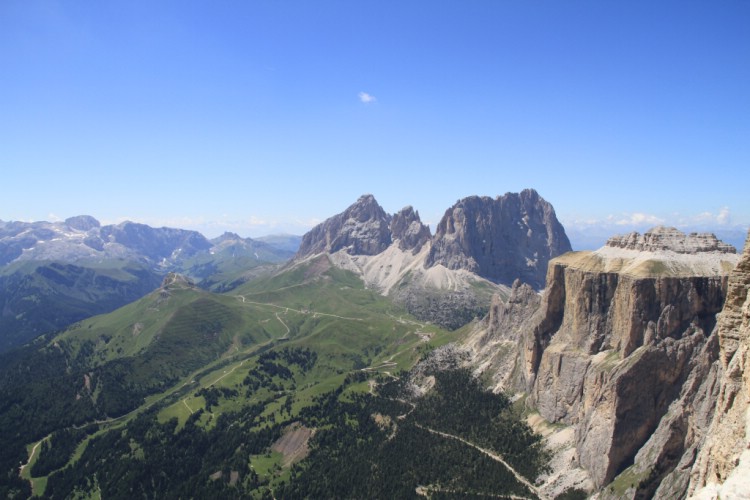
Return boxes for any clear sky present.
[2,1,748,245]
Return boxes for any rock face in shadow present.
[426,189,572,289]
[467,227,743,497]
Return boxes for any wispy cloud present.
[717,207,731,225]
[358,91,376,104]
[563,207,740,233]
[613,212,665,226]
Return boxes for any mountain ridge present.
[293,190,571,328]
[295,189,571,290]
[0,217,295,352]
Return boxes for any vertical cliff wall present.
[467,227,742,497]
[688,232,750,498]
[529,252,730,489]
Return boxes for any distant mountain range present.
[0,217,294,352]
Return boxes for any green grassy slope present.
[0,259,162,352]
[4,255,473,498]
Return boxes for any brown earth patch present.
[271,423,314,467]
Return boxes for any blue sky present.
[2,1,748,248]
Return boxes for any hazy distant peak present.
[65,215,100,231]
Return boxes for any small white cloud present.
[358,91,376,104]
[717,207,731,225]
[675,207,732,227]
[614,212,665,226]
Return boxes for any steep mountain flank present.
[390,205,431,253]
[293,191,571,329]
[467,227,740,497]
[0,261,162,352]
[427,189,572,289]
[688,232,750,498]
[295,194,392,257]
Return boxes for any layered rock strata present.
[687,231,750,498]
[467,227,741,496]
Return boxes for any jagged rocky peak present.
[65,215,101,231]
[390,205,431,253]
[607,226,737,254]
[426,189,572,289]
[295,194,393,258]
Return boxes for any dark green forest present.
[33,367,548,499]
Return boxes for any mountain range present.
[1,191,748,499]
[0,217,293,352]
[295,189,570,328]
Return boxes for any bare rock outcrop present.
[607,226,736,255]
[295,190,571,330]
[295,194,393,257]
[466,280,542,391]
[468,227,741,496]
[528,256,730,488]
[687,231,750,498]
[390,206,431,254]
[427,189,572,289]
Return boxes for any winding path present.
[18,439,43,475]
[416,485,532,500]
[182,399,195,415]
[235,295,363,322]
[275,312,290,337]
[415,424,544,499]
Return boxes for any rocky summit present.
[390,205,431,254]
[295,194,393,257]
[296,189,571,290]
[426,189,572,289]
[0,216,212,267]
[292,190,572,329]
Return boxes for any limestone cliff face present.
[466,280,542,391]
[426,189,572,289]
[687,232,750,498]
[295,194,393,257]
[529,254,730,488]
[468,227,741,496]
